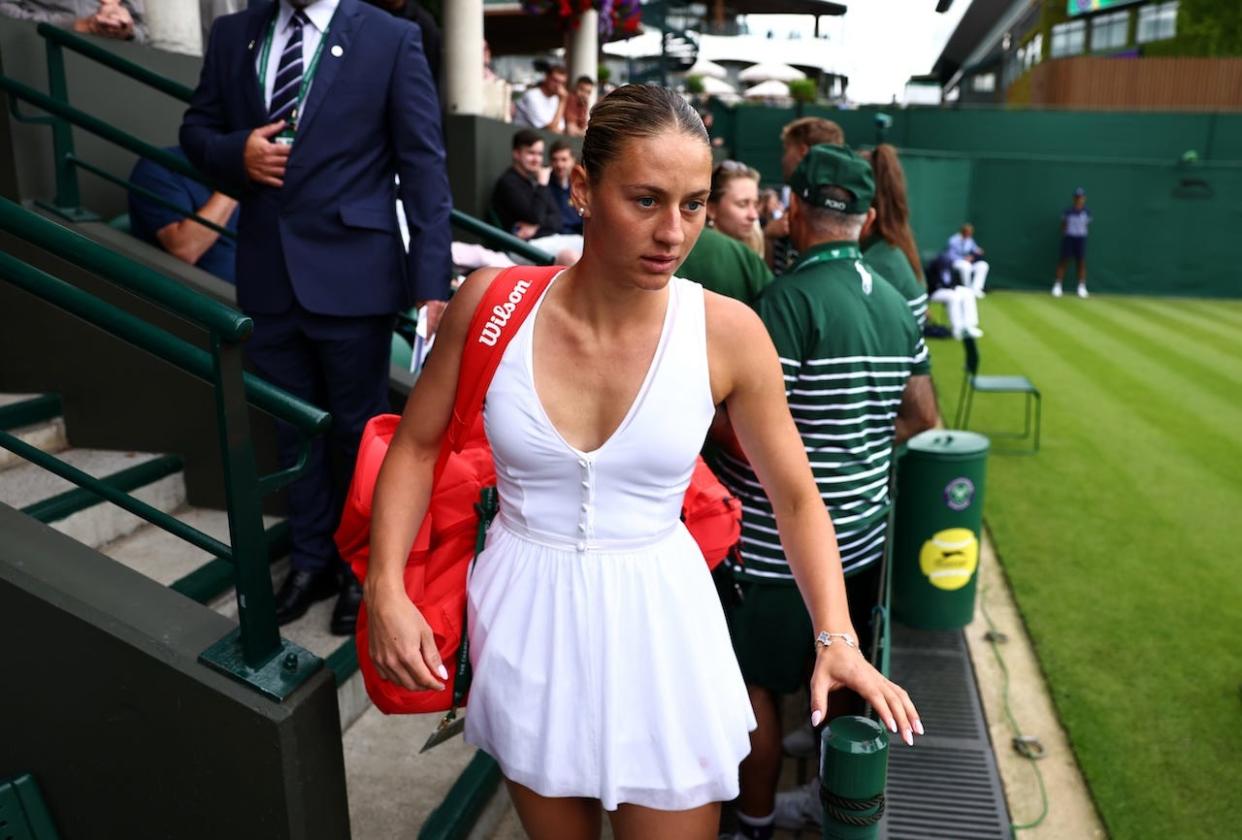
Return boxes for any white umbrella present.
[685,58,728,80]
[699,76,737,95]
[738,62,806,83]
[743,79,792,99]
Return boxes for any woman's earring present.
[577,207,584,217]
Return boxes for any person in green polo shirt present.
[713,145,939,840]
[862,144,930,331]
[677,224,773,306]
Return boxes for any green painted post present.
[209,336,281,667]
[820,716,889,839]
[42,40,88,219]
[892,430,989,630]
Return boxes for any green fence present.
[711,102,1242,298]
[901,150,1242,297]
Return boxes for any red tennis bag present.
[335,266,741,714]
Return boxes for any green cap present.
[789,144,875,214]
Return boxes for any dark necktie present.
[269,10,310,125]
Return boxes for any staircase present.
[0,392,511,838]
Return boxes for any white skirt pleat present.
[464,521,757,811]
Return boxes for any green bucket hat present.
[788,144,875,214]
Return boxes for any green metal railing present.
[0,197,327,700]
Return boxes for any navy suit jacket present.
[180,0,452,316]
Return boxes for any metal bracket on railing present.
[199,631,324,702]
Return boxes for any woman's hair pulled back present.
[581,85,708,182]
[709,160,760,204]
[869,144,922,276]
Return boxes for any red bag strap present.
[432,265,563,477]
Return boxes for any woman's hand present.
[365,586,448,692]
[809,644,923,747]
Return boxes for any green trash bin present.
[892,430,989,630]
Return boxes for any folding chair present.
[954,336,1042,452]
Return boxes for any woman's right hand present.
[365,587,448,692]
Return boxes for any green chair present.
[0,774,61,839]
[954,335,1042,452]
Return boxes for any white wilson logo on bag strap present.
[477,279,533,347]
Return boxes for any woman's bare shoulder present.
[703,288,769,347]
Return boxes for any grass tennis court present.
[926,292,1242,840]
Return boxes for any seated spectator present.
[127,147,238,283]
[491,129,562,240]
[546,140,581,235]
[563,75,595,136]
[1,0,147,41]
[707,160,763,258]
[947,222,989,297]
[928,250,983,340]
[514,62,568,132]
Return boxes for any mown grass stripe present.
[931,293,1242,840]
[1001,295,1242,487]
[1048,296,1242,418]
[1111,298,1242,362]
[1173,298,1242,329]
[1097,296,1242,375]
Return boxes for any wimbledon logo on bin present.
[944,477,975,511]
[919,528,979,591]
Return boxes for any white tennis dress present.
[465,274,757,811]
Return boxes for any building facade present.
[933,0,1242,111]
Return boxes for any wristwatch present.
[815,631,858,652]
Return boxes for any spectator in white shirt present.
[514,62,568,133]
[946,222,989,298]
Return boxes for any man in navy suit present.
[181,0,451,635]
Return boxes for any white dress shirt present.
[257,0,340,111]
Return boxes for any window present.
[1051,20,1087,57]
[1027,33,1043,69]
[972,73,996,93]
[1091,10,1130,51]
[1138,1,1178,44]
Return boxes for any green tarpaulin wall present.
[711,103,1242,297]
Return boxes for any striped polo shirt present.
[712,240,928,582]
[863,238,930,331]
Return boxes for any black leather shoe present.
[273,568,340,626]
[330,575,364,636]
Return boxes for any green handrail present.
[0,197,248,341]
[450,208,555,265]
[0,245,327,437]
[0,74,209,189]
[37,23,195,104]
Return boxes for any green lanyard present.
[791,243,863,273]
[257,6,335,128]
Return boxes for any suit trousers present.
[246,304,394,574]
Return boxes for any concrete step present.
[0,393,67,472]
[101,506,277,588]
[0,447,186,550]
[343,705,511,840]
[0,418,68,472]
